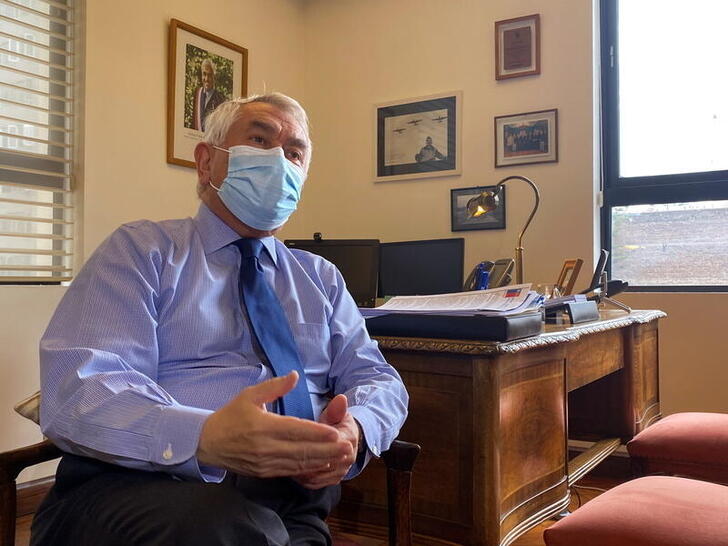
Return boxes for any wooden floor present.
[14,478,617,546]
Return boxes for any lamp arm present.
[497,175,541,284]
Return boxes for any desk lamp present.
[466,175,540,284]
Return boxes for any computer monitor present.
[378,238,465,297]
[283,238,380,307]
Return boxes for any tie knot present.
[234,238,264,259]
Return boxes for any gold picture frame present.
[555,258,584,296]
[495,14,540,80]
[167,19,248,168]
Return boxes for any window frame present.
[600,0,728,292]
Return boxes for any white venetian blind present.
[0,0,74,283]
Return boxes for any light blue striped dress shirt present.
[39,203,408,482]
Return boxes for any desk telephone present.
[463,258,515,291]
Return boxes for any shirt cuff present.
[345,406,376,479]
[151,404,224,482]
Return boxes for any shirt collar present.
[193,203,278,266]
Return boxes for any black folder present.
[364,311,543,342]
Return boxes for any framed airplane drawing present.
[374,91,462,182]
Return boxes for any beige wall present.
[288,0,596,285]
[2,0,727,483]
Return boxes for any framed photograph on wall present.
[451,185,506,231]
[375,91,462,182]
[495,14,540,80]
[167,19,248,168]
[494,108,558,168]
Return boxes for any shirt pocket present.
[290,322,332,394]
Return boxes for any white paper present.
[372,284,532,314]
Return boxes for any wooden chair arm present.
[381,439,421,546]
[0,440,62,484]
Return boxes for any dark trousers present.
[30,454,341,546]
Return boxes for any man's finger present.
[242,371,299,406]
[263,413,341,442]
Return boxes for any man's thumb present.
[320,394,348,425]
[245,371,298,407]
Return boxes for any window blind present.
[0,0,74,283]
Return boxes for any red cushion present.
[627,412,728,468]
[544,476,728,546]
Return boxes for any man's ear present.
[194,142,213,188]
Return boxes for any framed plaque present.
[495,14,540,80]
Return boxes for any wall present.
[3,0,727,484]
[1,0,307,482]
[288,0,596,285]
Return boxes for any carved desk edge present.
[372,310,667,355]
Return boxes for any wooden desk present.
[331,309,664,545]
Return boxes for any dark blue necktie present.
[233,238,314,420]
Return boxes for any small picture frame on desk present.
[451,185,506,231]
[555,258,584,296]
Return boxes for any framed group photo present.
[374,91,462,182]
[167,19,248,168]
[451,185,506,232]
[494,108,558,168]
[495,14,540,80]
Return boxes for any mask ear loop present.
[208,145,229,192]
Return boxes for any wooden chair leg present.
[0,478,17,546]
[0,440,63,546]
[381,440,420,546]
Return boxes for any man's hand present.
[293,394,360,489]
[197,372,351,478]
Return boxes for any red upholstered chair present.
[627,412,728,485]
[543,476,728,546]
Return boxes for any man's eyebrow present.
[249,119,277,134]
[287,136,309,151]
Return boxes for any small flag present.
[505,288,522,298]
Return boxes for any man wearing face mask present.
[32,93,409,546]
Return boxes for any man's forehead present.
[229,103,308,144]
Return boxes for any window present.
[0,0,75,283]
[600,0,728,291]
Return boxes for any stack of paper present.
[360,284,542,318]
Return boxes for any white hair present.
[200,58,216,76]
[203,93,310,147]
[197,93,312,196]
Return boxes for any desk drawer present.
[566,329,623,391]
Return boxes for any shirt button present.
[162,443,173,460]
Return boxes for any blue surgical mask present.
[210,145,306,231]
